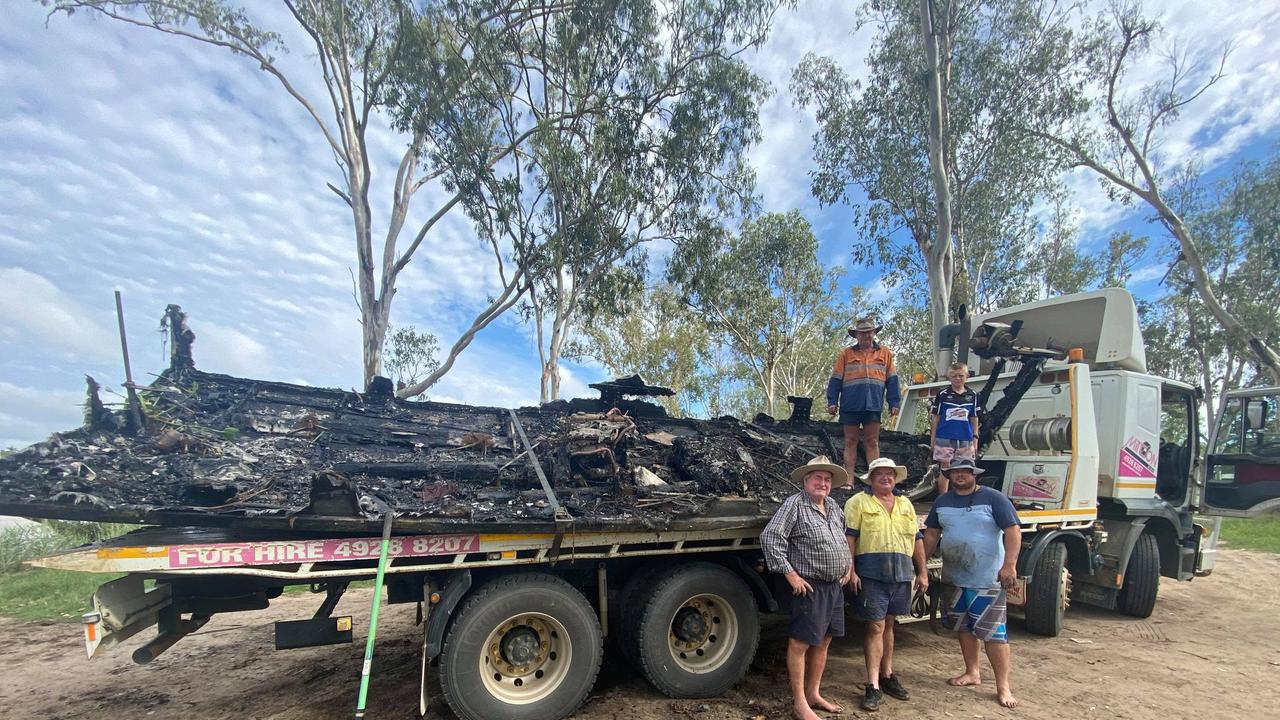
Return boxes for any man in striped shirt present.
[761,456,855,720]
[827,317,901,485]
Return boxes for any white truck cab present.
[899,288,1279,635]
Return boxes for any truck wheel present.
[1118,533,1159,618]
[439,573,602,720]
[617,564,667,671]
[631,562,759,698]
[1023,542,1069,637]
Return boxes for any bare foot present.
[947,672,982,687]
[996,689,1018,708]
[793,700,823,720]
[807,694,843,713]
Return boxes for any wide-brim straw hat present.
[791,455,849,487]
[847,316,883,334]
[858,456,908,482]
[942,458,985,476]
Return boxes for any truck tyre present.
[617,564,667,671]
[1118,532,1159,618]
[630,562,759,698]
[439,573,602,720]
[1023,542,1069,637]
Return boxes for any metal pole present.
[354,511,395,719]
[114,290,143,431]
[114,291,135,385]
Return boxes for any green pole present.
[354,511,395,719]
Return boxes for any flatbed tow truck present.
[8,289,1279,720]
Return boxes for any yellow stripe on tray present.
[1019,508,1097,518]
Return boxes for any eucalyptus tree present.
[382,324,439,400]
[45,0,782,398]
[1032,1,1280,383]
[42,0,550,388]
[1145,156,1280,428]
[386,0,782,400]
[669,210,842,417]
[792,0,1087,376]
[566,284,715,416]
[43,0,483,386]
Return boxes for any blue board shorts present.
[788,578,846,645]
[941,587,1008,643]
[851,577,911,621]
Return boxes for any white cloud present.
[0,382,86,449]
[1068,2,1280,233]
[0,268,117,360]
[745,1,870,214]
[1128,265,1167,284]
[260,297,306,315]
[861,277,892,304]
[195,323,272,378]
[557,364,593,401]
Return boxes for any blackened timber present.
[0,363,933,530]
[507,409,561,513]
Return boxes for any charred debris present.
[0,306,930,533]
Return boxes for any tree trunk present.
[348,153,386,388]
[1188,303,1216,430]
[920,0,955,379]
[764,360,778,418]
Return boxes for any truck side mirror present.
[1245,400,1267,431]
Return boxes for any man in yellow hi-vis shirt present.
[845,457,928,712]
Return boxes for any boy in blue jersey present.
[922,459,1021,709]
[930,362,979,494]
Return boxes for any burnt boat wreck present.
[0,306,931,534]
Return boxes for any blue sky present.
[1,1,1278,448]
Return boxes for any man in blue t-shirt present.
[923,458,1021,709]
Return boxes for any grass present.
[0,520,401,623]
[0,520,137,573]
[1218,515,1280,553]
[0,520,136,622]
[0,568,122,622]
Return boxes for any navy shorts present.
[788,579,846,645]
[851,577,911,621]
[840,410,881,427]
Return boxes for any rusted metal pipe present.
[131,614,210,664]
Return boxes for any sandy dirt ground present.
[3,548,1279,720]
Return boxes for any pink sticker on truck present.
[1012,475,1058,499]
[1118,437,1156,479]
[168,534,481,569]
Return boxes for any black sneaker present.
[880,673,910,701]
[861,685,883,712]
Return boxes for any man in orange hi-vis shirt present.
[826,317,901,488]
